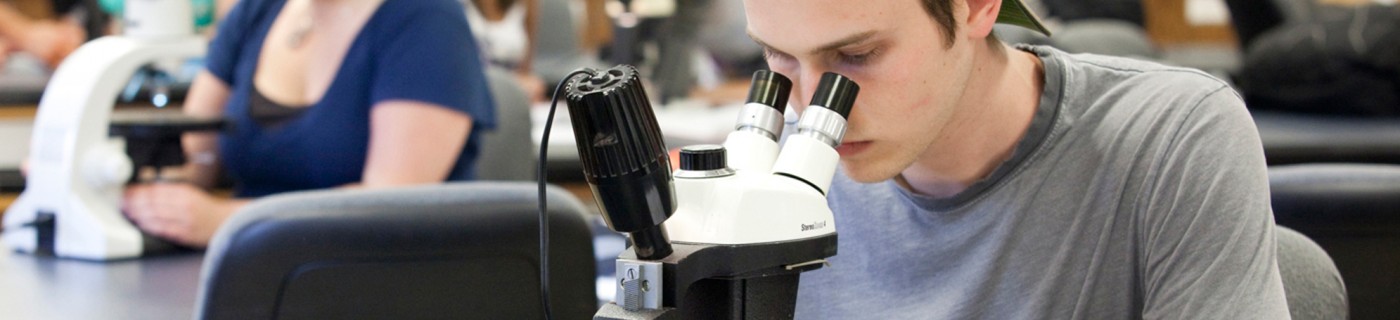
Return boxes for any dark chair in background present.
[476,66,538,181]
[194,182,597,319]
[1270,164,1400,320]
[1253,111,1400,166]
[1275,226,1348,320]
[532,0,605,87]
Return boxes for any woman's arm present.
[124,183,248,247]
[181,70,232,188]
[360,100,474,187]
[121,70,236,248]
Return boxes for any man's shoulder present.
[1035,46,1244,128]
[1034,47,1255,175]
[1057,49,1231,99]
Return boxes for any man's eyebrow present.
[747,30,879,57]
[811,30,878,55]
[747,32,790,57]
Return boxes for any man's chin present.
[839,161,900,184]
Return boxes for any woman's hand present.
[0,39,12,66]
[123,183,244,248]
[16,19,84,69]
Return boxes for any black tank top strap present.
[248,87,310,128]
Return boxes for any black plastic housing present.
[564,66,676,260]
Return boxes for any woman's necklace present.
[286,7,315,49]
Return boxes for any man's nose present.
[790,68,828,115]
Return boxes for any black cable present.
[538,69,594,320]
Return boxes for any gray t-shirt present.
[794,46,1290,319]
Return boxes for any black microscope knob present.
[679,145,727,171]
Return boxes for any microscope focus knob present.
[83,139,133,188]
[679,145,728,171]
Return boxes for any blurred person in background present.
[464,0,546,101]
[122,0,496,247]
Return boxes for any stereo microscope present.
[560,65,858,319]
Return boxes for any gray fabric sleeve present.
[1137,87,1292,319]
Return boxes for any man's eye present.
[837,49,879,66]
[763,48,790,61]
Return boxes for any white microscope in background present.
[3,0,207,260]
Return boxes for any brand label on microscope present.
[801,220,828,232]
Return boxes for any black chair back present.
[195,182,597,319]
[1271,164,1400,320]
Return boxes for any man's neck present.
[898,43,1045,198]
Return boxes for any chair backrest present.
[476,66,537,181]
[532,0,580,65]
[531,0,605,85]
[194,182,596,319]
[1252,111,1400,166]
[1275,226,1348,320]
[1270,164,1400,320]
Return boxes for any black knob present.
[679,145,727,171]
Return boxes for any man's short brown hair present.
[920,0,1000,47]
[920,0,959,46]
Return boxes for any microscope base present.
[596,303,679,320]
[597,233,836,320]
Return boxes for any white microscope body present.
[665,108,840,245]
[2,0,206,260]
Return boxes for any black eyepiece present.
[746,70,792,112]
[810,73,859,119]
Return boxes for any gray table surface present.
[0,251,205,320]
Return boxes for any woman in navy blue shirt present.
[122,0,496,247]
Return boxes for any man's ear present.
[962,0,1002,39]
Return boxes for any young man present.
[742,0,1290,318]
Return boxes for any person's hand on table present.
[0,39,12,66]
[123,182,244,248]
[16,19,84,69]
